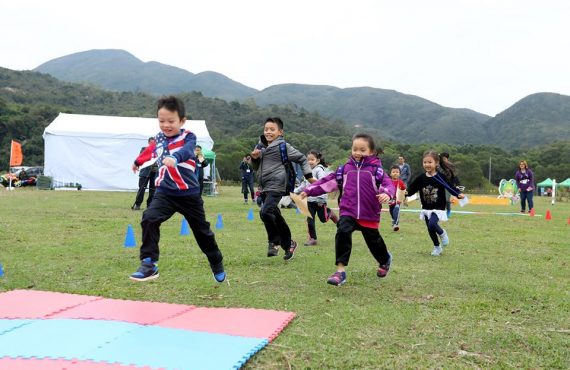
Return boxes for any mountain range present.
[34,49,570,148]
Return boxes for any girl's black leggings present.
[424,212,443,246]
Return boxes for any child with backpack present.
[300,134,395,286]
[294,150,339,246]
[250,117,314,260]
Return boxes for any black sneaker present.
[210,260,226,283]
[131,204,141,210]
[267,243,279,257]
[129,258,159,281]
[283,240,298,261]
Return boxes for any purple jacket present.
[515,169,534,192]
[304,155,395,222]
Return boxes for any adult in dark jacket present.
[239,155,255,203]
[194,145,209,196]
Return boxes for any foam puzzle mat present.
[0,290,296,369]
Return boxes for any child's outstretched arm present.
[286,144,314,182]
[376,171,396,203]
[133,142,157,172]
[301,172,338,198]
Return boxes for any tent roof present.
[43,113,214,150]
[558,178,570,187]
[536,178,553,187]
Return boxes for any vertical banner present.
[10,140,23,166]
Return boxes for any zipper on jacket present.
[356,165,361,218]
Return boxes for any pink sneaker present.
[304,238,318,246]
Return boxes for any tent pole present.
[551,179,556,205]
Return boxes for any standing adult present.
[515,160,534,213]
[132,137,158,210]
[398,155,411,186]
[239,155,255,204]
[194,145,209,196]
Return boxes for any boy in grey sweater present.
[250,117,314,260]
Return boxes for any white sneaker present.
[440,230,449,247]
[431,245,443,256]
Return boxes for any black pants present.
[307,201,332,239]
[259,192,290,250]
[423,213,443,246]
[139,192,223,265]
[134,172,156,207]
[335,216,390,266]
[241,176,255,200]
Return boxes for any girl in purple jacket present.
[300,134,395,286]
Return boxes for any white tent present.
[43,113,214,191]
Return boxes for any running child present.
[406,150,465,257]
[388,165,406,231]
[294,150,339,246]
[300,133,395,286]
[250,117,314,260]
[129,96,225,282]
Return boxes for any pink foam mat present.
[0,290,101,319]
[49,298,194,325]
[158,307,296,341]
[0,357,156,369]
[0,290,296,341]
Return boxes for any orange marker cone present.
[545,210,552,220]
[529,208,535,217]
[567,216,570,225]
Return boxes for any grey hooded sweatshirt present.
[252,136,312,194]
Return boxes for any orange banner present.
[10,140,23,166]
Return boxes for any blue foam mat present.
[0,319,135,360]
[0,319,31,335]
[0,319,268,369]
[89,325,268,370]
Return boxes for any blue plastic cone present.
[0,263,4,278]
[124,224,136,248]
[215,213,224,229]
[247,208,254,221]
[180,218,191,235]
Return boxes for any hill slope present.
[34,49,258,101]
[251,84,491,145]
[484,93,570,148]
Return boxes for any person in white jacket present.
[294,150,339,246]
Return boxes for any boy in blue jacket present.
[129,96,225,283]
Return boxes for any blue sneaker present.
[327,271,347,286]
[211,261,226,283]
[440,230,449,247]
[377,253,392,278]
[130,258,159,281]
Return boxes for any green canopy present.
[558,178,570,187]
[202,149,216,160]
[536,178,553,187]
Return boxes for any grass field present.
[0,186,568,369]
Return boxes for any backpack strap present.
[374,166,384,188]
[335,165,345,199]
[278,142,288,164]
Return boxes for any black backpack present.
[278,142,297,195]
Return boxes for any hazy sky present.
[1,0,568,116]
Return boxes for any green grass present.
[0,186,568,369]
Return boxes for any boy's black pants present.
[259,192,290,250]
[335,216,390,266]
[140,192,223,265]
